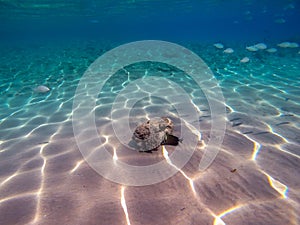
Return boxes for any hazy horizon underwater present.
[0,1,300,225]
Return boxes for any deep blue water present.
[1,0,300,44]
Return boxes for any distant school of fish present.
[214,41,299,63]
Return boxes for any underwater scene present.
[0,1,300,225]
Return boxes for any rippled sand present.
[0,41,299,225]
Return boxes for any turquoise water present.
[1,1,300,225]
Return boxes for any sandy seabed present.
[0,41,299,225]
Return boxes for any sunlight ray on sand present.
[266,124,289,143]
[162,145,227,223]
[32,134,55,224]
[32,145,46,223]
[240,134,261,161]
[213,196,297,225]
[0,173,19,187]
[213,204,244,225]
[259,170,288,199]
[214,218,226,225]
[121,186,131,225]
[162,146,196,194]
[69,160,84,174]
[23,122,60,138]
[274,144,300,160]
[0,192,37,204]
[113,146,118,161]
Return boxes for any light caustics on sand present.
[162,146,196,194]
[213,205,244,225]
[275,145,300,160]
[169,109,203,146]
[243,134,289,199]
[0,192,37,205]
[260,170,288,198]
[69,135,119,174]
[251,141,261,161]
[70,160,84,174]
[266,125,300,160]
[113,146,118,161]
[120,186,131,225]
[0,140,4,152]
[214,218,226,225]
[0,141,47,217]
[212,198,290,225]
[213,196,297,225]
[266,124,289,143]
[23,121,63,139]
[33,142,48,224]
[168,102,201,140]
[0,173,19,187]
[225,104,234,113]
[242,123,300,161]
[242,135,261,161]
[0,142,48,222]
[162,147,227,224]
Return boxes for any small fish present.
[199,115,211,118]
[243,131,253,134]
[230,168,237,173]
[37,141,49,145]
[232,122,243,127]
[161,134,183,146]
[240,57,250,63]
[226,107,232,113]
[280,114,294,117]
[254,131,269,135]
[139,149,157,153]
[230,118,241,122]
[276,122,290,126]
[224,48,234,54]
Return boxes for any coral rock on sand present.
[132,117,175,152]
